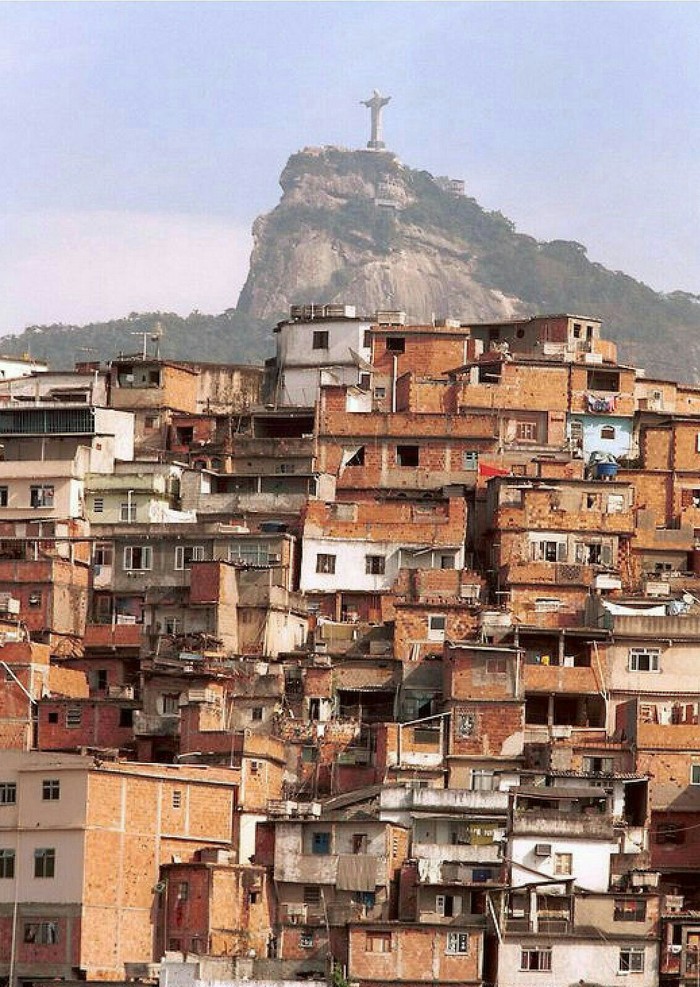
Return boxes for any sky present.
[1,1,700,333]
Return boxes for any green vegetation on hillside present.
[0,310,272,370]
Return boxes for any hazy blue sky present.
[1,1,699,332]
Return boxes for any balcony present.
[132,711,180,736]
[523,664,600,694]
[381,787,509,814]
[84,622,142,649]
[512,808,614,839]
[413,842,502,865]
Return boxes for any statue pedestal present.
[367,140,386,150]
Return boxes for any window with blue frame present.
[311,831,330,855]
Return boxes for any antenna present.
[151,320,164,361]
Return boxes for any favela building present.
[2,307,700,987]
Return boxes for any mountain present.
[4,145,700,380]
[238,146,700,381]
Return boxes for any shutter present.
[557,542,567,562]
[601,544,613,566]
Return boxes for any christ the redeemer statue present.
[361,90,391,150]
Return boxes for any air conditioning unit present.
[286,904,307,924]
[534,844,552,857]
[460,584,481,602]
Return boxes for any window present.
[95,669,108,692]
[691,765,700,786]
[446,932,469,954]
[575,541,613,566]
[386,336,405,353]
[119,501,137,522]
[437,895,462,918]
[42,779,60,801]
[352,833,368,854]
[311,832,330,855]
[251,706,264,722]
[374,386,386,400]
[365,931,392,953]
[34,848,56,878]
[363,329,372,348]
[176,426,194,445]
[601,425,616,440]
[47,712,58,724]
[161,693,180,715]
[28,591,42,608]
[93,497,104,513]
[428,614,446,641]
[0,783,17,805]
[119,708,133,728]
[144,415,159,430]
[303,885,321,905]
[316,554,336,574]
[177,880,188,900]
[531,539,567,562]
[470,770,497,792]
[164,617,180,636]
[0,849,15,878]
[30,485,54,509]
[359,372,371,391]
[302,745,318,763]
[0,487,7,507]
[300,931,314,949]
[174,545,205,570]
[588,369,620,392]
[172,791,182,809]
[583,756,614,774]
[440,554,456,569]
[573,322,582,339]
[123,545,152,571]
[345,446,365,467]
[521,948,552,971]
[148,370,160,386]
[516,420,538,442]
[276,463,296,474]
[485,657,506,675]
[397,444,419,467]
[463,451,478,470]
[614,900,647,922]
[629,648,660,672]
[94,542,113,567]
[312,330,329,350]
[65,708,81,728]
[24,922,58,945]
[656,821,683,844]
[365,555,386,575]
[189,937,203,953]
[168,939,182,951]
[249,760,261,775]
[619,948,644,973]
[553,852,572,876]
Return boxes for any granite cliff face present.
[237,146,700,380]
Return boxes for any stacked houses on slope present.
[1,306,700,987]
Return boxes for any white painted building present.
[273,305,373,406]
[495,938,658,987]
[508,787,619,893]
[299,536,465,594]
